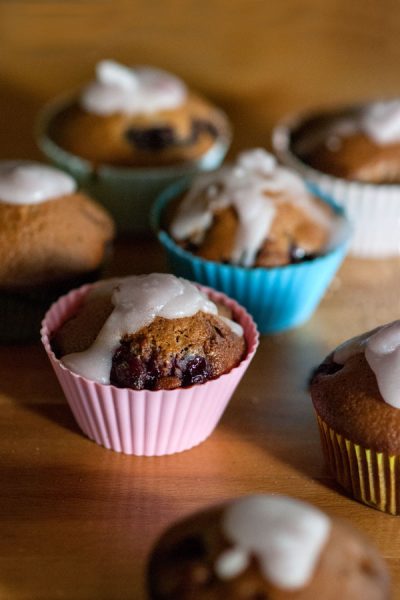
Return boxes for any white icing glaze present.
[170,149,333,267]
[62,273,243,384]
[361,100,400,145]
[215,495,331,590]
[333,329,375,365]
[81,60,187,116]
[333,320,400,408]
[365,322,400,409]
[0,161,76,205]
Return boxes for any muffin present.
[288,100,400,183]
[153,149,350,333]
[48,60,230,168]
[37,60,231,232]
[147,494,390,599]
[310,320,400,514]
[168,148,338,267]
[53,273,246,390]
[0,160,114,342]
[273,101,400,257]
[41,273,258,455]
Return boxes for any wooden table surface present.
[0,240,399,599]
[1,1,400,598]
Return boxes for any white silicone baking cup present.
[41,283,258,456]
[273,115,400,258]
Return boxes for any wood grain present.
[0,2,400,598]
[0,243,399,599]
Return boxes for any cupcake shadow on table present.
[36,60,232,234]
[218,326,348,489]
[152,148,351,335]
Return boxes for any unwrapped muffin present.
[0,160,114,342]
[147,494,390,599]
[41,274,258,455]
[153,149,349,333]
[310,320,400,514]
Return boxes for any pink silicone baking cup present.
[41,282,259,456]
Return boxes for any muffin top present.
[48,60,230,168]
[311,320,400,453]
[291,100,400,183]
[54,273,246,390]
[0,161,114,289]
[148,494,389,599]
[168,149,341,267]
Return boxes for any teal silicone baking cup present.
[151,182,351,334]
[36,95,232,234]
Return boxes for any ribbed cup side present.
[317,415,400,515]
[41,283,258,456]
[314,175,400,257]
[164,239,347,334]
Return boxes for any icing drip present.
[62,274,243,384]
[361,100,400,145]
[215,495,330,590]
[170,149,332,267]
[333,320,400,408]
[81,60,187,116]
[0,161,76,205]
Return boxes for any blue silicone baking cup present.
[151,181,351,334]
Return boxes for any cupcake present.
[37,60,231,233]
[273,100,400,257]
[0,160,114,342]
[147,494,390,599]
[152,148,350,334]
[41,273,258,455]
[310,320,400,515]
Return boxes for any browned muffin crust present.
[49,92,228,168]
[311,352,400,454]
[302,132,400,183]
[147,503,389,600]
[0,192,114,289]
[289,106,400,184]
[53,286,245,391]
[168,192,333,267]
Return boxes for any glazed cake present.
[0,161,114,289]
[148,494,389,599]
[168,149,339,267]
[48,60,230,168]
[292,100,400,183]
[311,320,400,514]
[53,273,246,390]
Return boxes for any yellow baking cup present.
[316,414,400,515]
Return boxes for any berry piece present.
[125,126,176,151]
[110,341,160,390]
[180,355,210,387]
